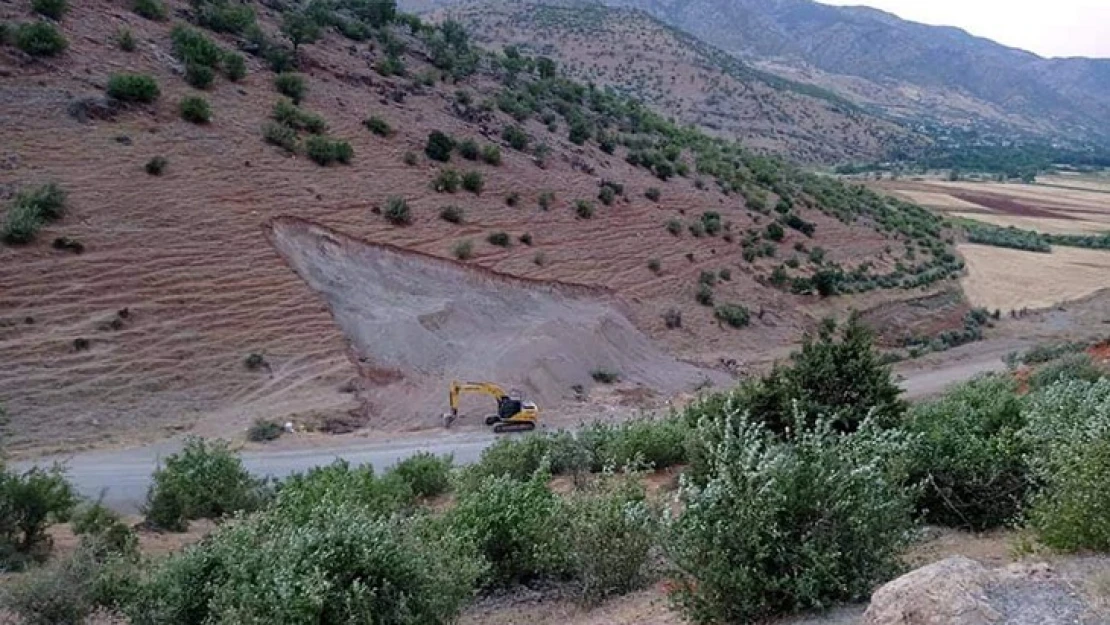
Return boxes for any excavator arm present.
[448,381,509,418]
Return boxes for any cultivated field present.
[875,176,1110,311]
[877,177,1110,236]
[958,244,1110,312]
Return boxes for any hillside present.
[433,1,926,163]
[590,0,1110,145]
[0,0,960,454]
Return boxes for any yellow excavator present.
[444,380,539,433]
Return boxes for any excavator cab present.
[445,381,539,433]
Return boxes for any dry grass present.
[959,243,1110,312]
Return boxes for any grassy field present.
[959,243,1110,312]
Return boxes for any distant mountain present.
[595,0,1110,143]
[435,1,927,162]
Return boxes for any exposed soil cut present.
[266,217,727,429]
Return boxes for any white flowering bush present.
[448,468,571,587]
[1022,378,1110,551]
[127,502,483,624]
[565,472,660,604]
[665,411,915,624]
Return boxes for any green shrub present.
[575,200,595,219]
[487,231,511,247]
[144,156,167,175]
[116,28,136,52]
[304,136,353,165]
[453,239,474,260]
[363,115,391,136]
[519,232,533,245]
[132,0,165,20]
[461,435,554,485]
[666,413,914,624]
[390,452,453,498]
[246,419,282,442]
[32,0,67,20]
[502,125,528,151]
[383,196,411,225]
[375,54,405,76]
[905,375,1027,530]
[222,52,246,81]
[566,475,658,605]
[598,417,687,470]
[766,222,785,241]
[450,471,568,587]
[184,63,214,89]
[0,464,77,570]
[2,542,136,624]
[72,500,138,559]
[695,283,713,306]
[439,205,463,224]
[273,72,306,103]
[481,143,502,165]
[458,138,479,160]
[591,368,619,384]
[129,503,482,624]
[688,221,705,238]
[106,73,159,103]
[1022,379,1110,551]
[698,270,717,287]
[598,185,615,206]
[170,26,223,68]
[719,268,731,281]
[425,130,455,162]
[143,437,265,531]
[271,99,327,134]
[648,258,661,273]
[645,187,661,202]
[538,191,553,210]
[198,1,255,34]
[2,183,66,245]
[178,96,210,123]
[666,219,682,235]
[714,304,751,328]
[16,22,67,57]
[273,461,414,523]
[739,313,905,435]
[262,122,297,152]
[403,151,418,166]
[432,168,460,193]
[1028,353,1102,389]
[462,170,483,194]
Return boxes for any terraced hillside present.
[0,0,959,454]
[434,1,927,164]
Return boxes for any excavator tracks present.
[492,421,537,434]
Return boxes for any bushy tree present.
[281,10,321,50]
[905,375,1027,529]
[15,22,68,57]
[425,130,455,162]
[0,464,77,570]
[667,412,914,624]
[741,313,905,435]
[143,437,266,531]
[1022,378,1110,551]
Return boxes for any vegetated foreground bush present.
[305,136,353,166]
[143,437,267,531]
[128,502,483,624]
[1022,378,1110,551]
[0,464,77,571]
[905,375,1027,530]
[179,95,211,123]
[666,412,914,624]
[389,452,452,498]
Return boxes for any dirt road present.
[13,347,1012,513]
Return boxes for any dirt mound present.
[266,217,724,428]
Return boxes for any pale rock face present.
[864,556,1001,625]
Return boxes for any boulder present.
[863,556,1001,625]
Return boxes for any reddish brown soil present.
[949,192,1074,220]
[0,0,915,454]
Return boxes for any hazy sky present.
[817,0,1110,58]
